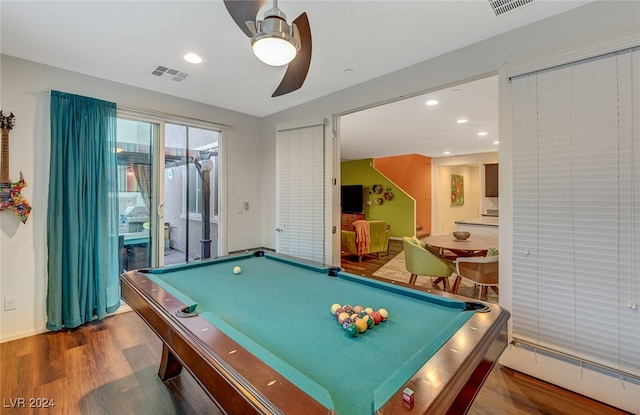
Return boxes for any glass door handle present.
[157,203,165,218]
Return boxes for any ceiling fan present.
[223,0,312,97]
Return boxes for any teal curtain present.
[47,91,119,330]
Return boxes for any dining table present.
[422,233,499,258]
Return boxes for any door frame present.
[275,116,334,264]
[117,110,228,265]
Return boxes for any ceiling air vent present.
[150,65,191,82]
[488,0,534,16]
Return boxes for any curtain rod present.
[42,88,233,130]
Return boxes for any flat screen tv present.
[341,185,364,214]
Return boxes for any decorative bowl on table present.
[453,231,471,241]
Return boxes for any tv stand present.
[341,213,365,230]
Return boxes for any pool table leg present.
[158,343,183,380]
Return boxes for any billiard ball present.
[355,318,368,333]
[233,266,242,275]
[338,312,350,324]
[365,315,375,329]
[342,304,353,314]
[353,305,364,313]
[331,303,341,314]
[345,323,359,337]
[378,308,389,321]
[370,311,381,324]
[364,307,374,314]
[334,308,344,319]
[341,318,354,329]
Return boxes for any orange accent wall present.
[374,154,432,235]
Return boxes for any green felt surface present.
[150,253,473,415]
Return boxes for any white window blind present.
[276,122,326,263]
[511,47,640,379]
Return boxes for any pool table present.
[120,251,509,415]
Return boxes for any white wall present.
[434,164,479,233]
[259,2,640,412]
[0,55,263,342]
[433,151,499,216]
[431,152,499,234]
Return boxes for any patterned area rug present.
[372,251,498,304]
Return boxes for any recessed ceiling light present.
[184,53,203,64]
[444,151,451,155]
[425,99,438,106]
[457,119,468,124]
[478,132,488,136]
[344,68,354,73]
[493,141,500,144]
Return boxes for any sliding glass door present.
[116,117,161,271]
[164,124,220,264]
[116,116,222,269]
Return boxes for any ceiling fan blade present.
[223,0,268,37]
[272,12,312,97]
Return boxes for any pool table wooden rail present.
[121,266,509,415]
[366,274,510,414]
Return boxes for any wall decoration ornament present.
[372,184,383,194]
[451,174,464,207]
[0,111,31,223]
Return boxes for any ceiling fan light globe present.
[252,37,297,66]
[251,16,299,67]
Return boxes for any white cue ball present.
[233,266,242,275]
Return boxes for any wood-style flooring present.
[0,240,629,415]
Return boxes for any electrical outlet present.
[4,297,17,311]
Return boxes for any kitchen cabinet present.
[484,163,499,197]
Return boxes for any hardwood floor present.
[1,313,222,415]
[0,242,629,415]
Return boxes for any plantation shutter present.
[276,118,326,263]
[511,47,640,379]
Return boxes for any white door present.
[276,117,331,263]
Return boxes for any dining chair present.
[452,255,499,300]
[402,237,456,289]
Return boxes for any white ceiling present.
[340,75,499,160]
[1,0,592,158]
